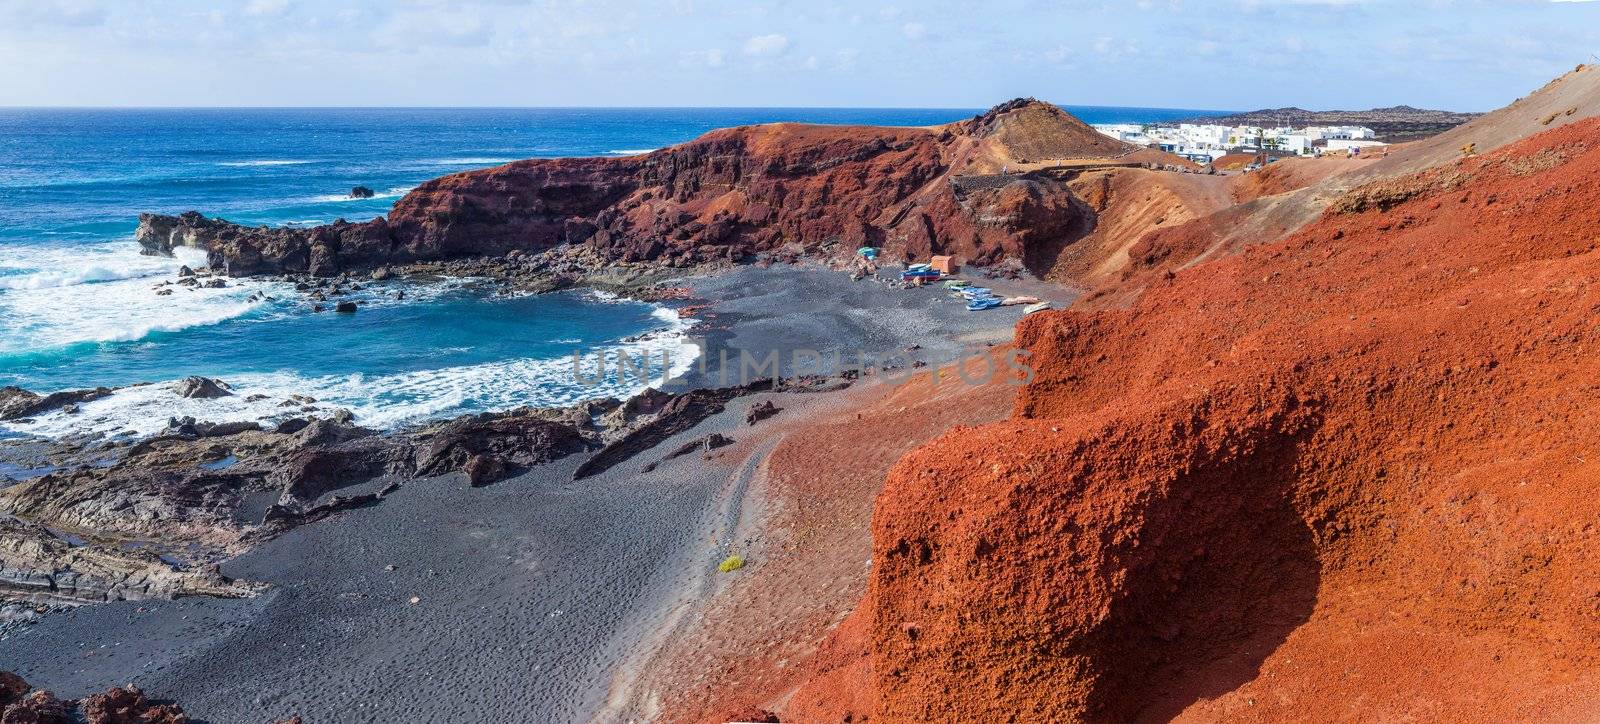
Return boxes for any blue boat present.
[966,297,1003,311]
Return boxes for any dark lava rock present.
[173,376,232,399]
[745,400,782,425]
[350,185,376,199]
[177,265,195,278]
[273,417,311,435]
[412,413,588,486]
[203,278,226,288]
[464,454,508,487]
[0,385,112,420]
[196,420,261,438]
[334,300,358,313]
[0,671,30,708]
[661,432,737,463]
[575,381,774,480]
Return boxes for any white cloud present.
[685,48,725,67]
[373,8,489,49]
[743,33,788,56]
[244,0,291,17]
[833,48,859,72]
[902,21,927,40]
[0,0,107,28]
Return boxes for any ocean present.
[0,105,1225,437]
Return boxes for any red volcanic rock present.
[0,674,186,724]
[3,690,71,724]
[135,99,1148,277]
[792,117,1600,720]
[78,685,188,724]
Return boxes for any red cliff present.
[791,115,1600,721]
[137,99,1154,276]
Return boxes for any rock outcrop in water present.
[135,100,1164,277]
[0,386,112,421]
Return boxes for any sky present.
[1,0,1597,111]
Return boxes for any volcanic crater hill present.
[135,98,1178,278]
[781,114,1600,721]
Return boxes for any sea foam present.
[0,243,278,355]
[6,304,701,439]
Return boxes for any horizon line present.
[0,103,1248,113]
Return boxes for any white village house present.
[1094,120,1384,163]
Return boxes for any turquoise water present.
[0,105,1226,436]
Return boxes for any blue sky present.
[1,0,1596,110]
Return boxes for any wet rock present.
[173,376,232,399]
[0,387,39,419]
[195,420,260,438]
[273,417,310,435]
[0,386,112,421]
[177,265,195,278]
[350,185,376,199]
[164,416,199,437]
[334,300,358,313]
[202,278,226,288]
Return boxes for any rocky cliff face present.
[790,116,1600,720]
[134,100,1149,277]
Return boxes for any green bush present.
[718,554,746,573]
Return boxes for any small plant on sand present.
[718,554,746,573]
[1460,142,1477,157]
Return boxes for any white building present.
[1324,138,1388,153]
[1304,125,1378,141]
[1094,121,1383,160]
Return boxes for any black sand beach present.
[1,265,1071,722]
